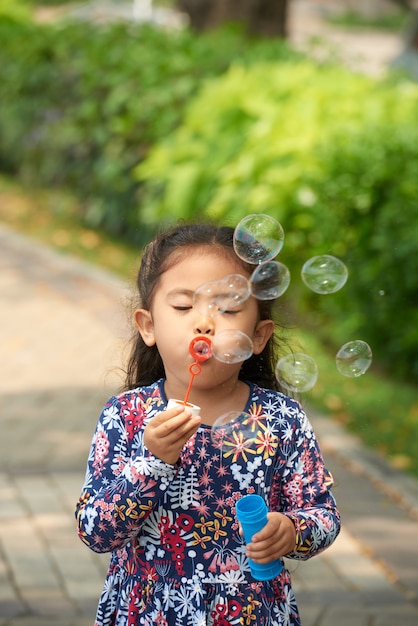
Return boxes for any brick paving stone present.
[297,604,324,626]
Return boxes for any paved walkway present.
[1,223,418,625]
[288,0,404,77]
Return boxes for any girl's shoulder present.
[248,383,306,421]
[248,383,316,438]
[249,382,301,406]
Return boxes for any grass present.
[0,175,140,278]
[295,329,418,476]
[1,174,417,478]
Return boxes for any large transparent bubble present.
[250,261,290,300]
[211,411,257,461]
[301,255,348,294]
[193,274,250,317]
[222,274,251,308]
[212,329,253,363]
[233,214,285,264]
[336,340,372,377]
[275,353,319,393]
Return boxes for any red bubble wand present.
[183,336,213,405]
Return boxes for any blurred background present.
[1,0,417,475]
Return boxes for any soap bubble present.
[250,261,290,300]
[193,274,250,317]
[233,214,285,264]
[211,411,256,461]
[193,279,227,317]
[336,340,372,377]
[212,329,253,363]
[275,353,318,393]
[301,255,348,294]
[222,274,251,307]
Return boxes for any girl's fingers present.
[164,417,201,447]
[144,408,201,464]
[150,408,196,437]
[245,513,296,561]
[247,539,285,563]
[151,405,188,427]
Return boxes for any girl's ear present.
[252,319,275,355]
[134,309,156,346]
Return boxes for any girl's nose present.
[194,315,214,336]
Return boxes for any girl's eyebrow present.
[166,288,194,298]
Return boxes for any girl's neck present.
[164,378,251,426]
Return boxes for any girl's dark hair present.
[124,223,283,391]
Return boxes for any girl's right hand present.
[143,405,201,465]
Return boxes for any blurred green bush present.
[0,0,31,19]
[136,62,418,381]
[0,16,301,243]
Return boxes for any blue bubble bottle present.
[235,494,283,581]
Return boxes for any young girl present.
[76,223,341,626]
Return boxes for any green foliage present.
[136,61,387,225]
[136,61,418,381]
[297,328,418,477]
[0,17,301,244]
[0,0,31,20]
[303,121,418,381]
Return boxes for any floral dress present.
[75,379,340,626]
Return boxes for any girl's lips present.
[189,336,213,362]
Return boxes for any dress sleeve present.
[75,395,178,553]
[276,406,341,560]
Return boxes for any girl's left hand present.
[245,512,296,563]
